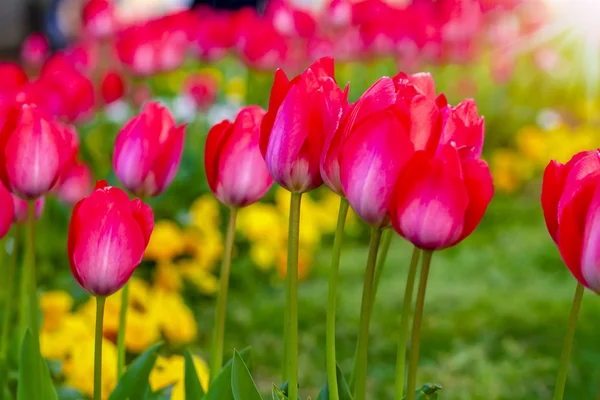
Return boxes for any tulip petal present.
[130,198,154,247]
[557,150,600,222]
[340,109,414,226]
[205,120,233,194]
[457,158,494,243]
[408,94,441,153]
[113,115,155,190]
[260,69,290,157]
[541,160,565,243]
[145,124,186,196]
[408,72,436,99]
[0,182,14,239]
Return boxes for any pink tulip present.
[437,98,484,160]
[205,106,273,208]
[260,57,347,193]
[184,73,218,111]
[68,180,153,296]
[0,104,74,199]
[0,63,28,93]
[20,33,49,68]
[389,144,493,250]
[0,182,13,239]
[113,102,186,197]
[82,0,118,39]
[56,161,94,206]
[12,195,45,224]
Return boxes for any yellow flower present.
[152,290,198,344]
[190,196,221,232]
[145,221,186,261]
[125,310,162,353]
[150,354,209,399]
[154,262,183,292]
[40,290,73,331]
[225,76,247,103]
[199,67,224,87]
[63,337,118,400]
[79,295,123,337]
[178,259,219,295]
[237,203,283,244]
[250,241,278,271]
[41,314,91,361]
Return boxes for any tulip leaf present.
[18,329,57,400]
[143,381,175,400]
[204,347,252,400]
[402,383,442,400]
[316,364,353,400]
[231,349,262,400]
[272,383,287,399]
[108,342,164,400]
[184,349,205,399]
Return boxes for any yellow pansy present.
[125,310,162,353]
[225,76,247,103]
[152,290,198,344]
[150,354,209,399]
[154,262,183,292]
[178,259,219,295]
[40,290,73,331]
[145,221,187,261]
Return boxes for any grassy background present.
[214,190,600,400]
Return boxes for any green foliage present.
[204,347,252,400]
[316,364,353,400]
[17,330,57,400]
[184,350,205,399]
[232,350,263,400]
[108,342,164,400]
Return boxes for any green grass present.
[218,192,600,400]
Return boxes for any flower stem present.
[326,197,350,400]
[372,229,393,304]
[286,192,302,400]
[394,247,421,400]
[352,227,383,400]
[553,282,584,400]
[405,250,433,400]
[94,297,106,400]
[1,226,20,361]
[209,207,238,382]
[116,281,129,377]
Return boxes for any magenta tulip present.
[261,57,347,193]
[56,161,94,206]
[113,102,186,197]
[205,106,273,208]
[68,180,154,296]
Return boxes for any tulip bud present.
[0,104,74,199]
[205,106,273,208]
[56,161,94,206]
[12,195,45,224]
[541,150,600,291]
[113,102,186,197]
[389,145,493,250]
[261,57,346,193]
[68,180,154,296]
[100,70,126,105]
[0,182,14,239]
[21,33,49,68]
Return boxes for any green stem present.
[209,207,238,382]
[1,226,20,361]
[116,281,129,377]
[353,227,383,400]
[372,229,393,304]
[405,250,433,400]
[94,297,106,400]
[394,247,421,400]
[326,198,350,400]
[553,282,584,400]
[286,192,302,400]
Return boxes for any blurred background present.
[2,0,600,399]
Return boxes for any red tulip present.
[0,182,13,239]
[113,102,186,197]
[20,33,49,68]
[184,73,218,111]
[0,63,28,93]
[205,106,273,208]
[56,161,94,206]
[541,150,600,290]
[12,195,45,224]
[68,180,153,296]
[389,144,493,250]
[437,99,484,160]
[260,57,346,193]
[0,104,74,199]
[82,0,118,39]
[100,70,126,105]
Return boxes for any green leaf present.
[143,381,175,400]
[108,342,164,400]
[204,347,252,400]
[316,364,353,400]
[184,350,205,399]
[405,384,442,400]
[231,350,262,400]
[17,330,57,400]
[271,384,287,400]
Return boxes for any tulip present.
[0,182,13,239]
[0,104,74,199]
[0,63,28,93]
[20,33,49,69]
[56,161,94,206]
[68,180,153,296]
[205,106,273,208]
[389,144,493,250]
[184,73,219,111]
[68,180,152,400]
[438,98,485,160]
[82,0,118,39]
[261,57,346,193]
[13,196,45,224]
[113,102,186,197]
[100,71,126,105]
